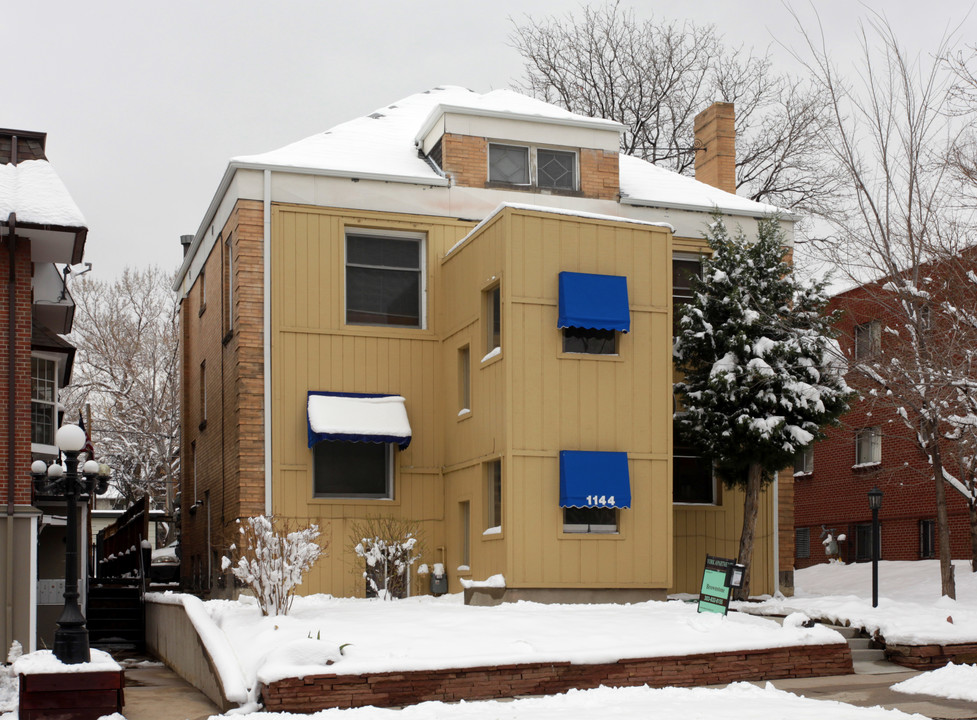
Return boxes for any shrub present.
[350,516,423,600]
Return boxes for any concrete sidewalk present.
[118,657,219,720]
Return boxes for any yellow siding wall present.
[270,205,473,597]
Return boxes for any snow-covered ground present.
[3,560,977,719]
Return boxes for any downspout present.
[772,472,780,595]
[5,209,17,651]
[263,170,272,515]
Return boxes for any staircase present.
[87,580,145,650]
[822,624,906,674]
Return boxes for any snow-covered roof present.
[0,159,86,228]
[232,85,780,217]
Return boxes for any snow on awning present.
[557,272,630,332]
[559,451,631,509]
[307,392,411,450]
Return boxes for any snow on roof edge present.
[444,202,674,259]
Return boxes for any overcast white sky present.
[9,0,974,281]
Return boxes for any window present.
[562,327,616,354]
[673,419,716,504]
[346,230,423,328]
[488,144,578,191]
[485,460,502,530]
[537,149,576,190]
[673,255,702,335]
[796,527,811,559]
[563,507,618,534]
[855,427,881,465]
[795,446,814,475]
[854,321,880,359]
[460,501,471,567]
[224,233,233,336]
[313,441,394,498]
[855,523,878,562]
[483,284,501,357]
[458,345,471,414]
[198,268,206,316]
[488,144,529,185]
[920,519,935,559]
[31,356,57,448]
[199,360,207,428]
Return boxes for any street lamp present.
[31,424,110,664]
[868,486,883,608]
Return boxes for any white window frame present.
[485,459,502,531]
[487,143,579,191]
[313,441,395,500]
[855,427,881,465]
[344,227,427,329]
[31,352,60,456]
[854,321,880,359]
[795,446,814,475]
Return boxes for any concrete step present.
[852,647,886,662]
[847,637,875,650]
[822,623,861,639]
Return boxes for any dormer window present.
[488,143,577,191]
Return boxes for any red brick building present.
[794,271,975,569]
[0,129,88,652]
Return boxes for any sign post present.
[696,555,744,615]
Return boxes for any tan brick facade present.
[179,199,265,592]
[440,133,619,200]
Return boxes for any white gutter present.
[263,169,272,515]
[619,195,800,223]
[772,472,780,595]
[28,513,37,652]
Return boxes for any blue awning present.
[559,451,631,508]
[557,272,630,332]
[307,391,412,450]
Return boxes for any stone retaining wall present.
[263,643,852,713]
[885,642,977,669]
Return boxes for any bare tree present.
[793,9,977,596]
[509,2,842,214]
[62,266,180,517]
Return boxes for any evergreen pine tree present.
[674,217,853,599]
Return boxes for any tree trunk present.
[929,438,956,598]
[734,462,764,601]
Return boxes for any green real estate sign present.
[697,555,734,615]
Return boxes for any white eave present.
[619,193,800,222]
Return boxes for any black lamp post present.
[31,424,110,664]
[868,486,883,608]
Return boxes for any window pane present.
[347,235,420,270]
[537,149,575,189]
[347,267,420,326]
[672,259,702,304]
[314,441,390,497]
[489,145,529,184]
[31,357,56,402]
[563,506,617,533]
[31,401,54,445]
[796,528,811,559]
[563,327,616,354]
[488,460,502,528]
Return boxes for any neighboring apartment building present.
[175,87,798,601]
[795,272,975,569]
[0,129,88,652]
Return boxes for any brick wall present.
[797,284,974,568]
[440,134,619,200]
[263,643,852,712]
[693,103,736,194]
[0,238,33,506]
[179,200,265,592]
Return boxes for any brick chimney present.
[693,102,736,194]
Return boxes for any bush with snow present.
[350,516,423,600]
[226,515,326,616]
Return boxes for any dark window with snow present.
[313,441,393,499]
[920,519,935,559]
[673,419,716,504]
[346,231,423,328]
[537,149,576,190]
[853,321,880,359]
[458,345,471,414]
[562,327,617,354]
[672,255,703,335]
[563,506,617,534]
[794,446,814,475]
[486,459,502,530]
[488,144,530,185]
[483,283,501,357]
[796,528,811,559]
[855,427,881,465]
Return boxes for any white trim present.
[620,194,801,223]
[772,472,780,593]
[264,169,273,515]
[28,513,37,652]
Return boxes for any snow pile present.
[11,649,120,675]
[459,574,506,589]
[0,159,87,228]
[738,560,977,644]
[204,681,926,720]
[892,662,977,701]
[307,394,411,444]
